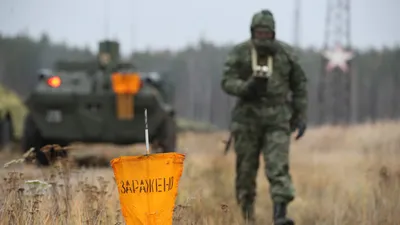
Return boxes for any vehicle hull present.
[25,91,167,145]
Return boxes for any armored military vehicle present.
[21,40,177,166]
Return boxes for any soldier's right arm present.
[220,48,249,97]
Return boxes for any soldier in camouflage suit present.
[220,9,307,225]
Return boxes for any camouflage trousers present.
[232,122,295,220]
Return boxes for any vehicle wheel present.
[21,114,68,166]
[21,114,49,166]
[0,117,13,152]
[156,115,177,153]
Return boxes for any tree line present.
[0,33,399,129]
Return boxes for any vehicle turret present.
[97,40,120,71]
[53,39,134,74]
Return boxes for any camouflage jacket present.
[221,39,308,127]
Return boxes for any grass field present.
[0,121,399,225]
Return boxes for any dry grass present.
[1,121,400,225]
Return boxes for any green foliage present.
[0,32,399,129]
[131,41,400,127]
[0,84,27,140]
[0,33,93,98]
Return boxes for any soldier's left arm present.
[288,56,308,122]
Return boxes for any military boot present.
[273,202,294,225]
[244,217,256,225]
[241,205,256,225]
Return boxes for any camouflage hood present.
[250,9,279,55]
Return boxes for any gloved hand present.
[290,118,306,140]
[242,76,268,99]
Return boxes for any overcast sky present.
[0,0,399,55]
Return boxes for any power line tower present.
[318,0,355,125]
